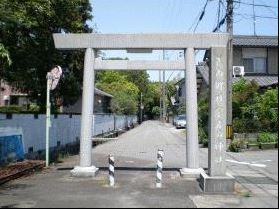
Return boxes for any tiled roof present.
[233,76,279,87]
[233,35,278,47]
[94,88,113,98]
[197,64,278,87]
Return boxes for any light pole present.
[45,65,62,167]
[140,92,144,123]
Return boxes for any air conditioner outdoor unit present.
[232,66,245,77]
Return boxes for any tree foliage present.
[232,78,278,133]
[96,71,140,115]
[255,87,278,132]
[0,0,93,110]
[0,43,11,69]
[143,82,161,119]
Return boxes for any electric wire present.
[188,0,210,32]
[257,0,278,16]
[235,13,278,19]
[232,0,278,9]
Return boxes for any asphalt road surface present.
[0,120,278,208]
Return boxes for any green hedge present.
[0,104,40,113]
[257,132,278,143]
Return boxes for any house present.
[1,80,113,114]
[62,88,113,114]
[0,80,30,106]
[175,35,278,105]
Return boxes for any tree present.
[96,71,139,115]
[255,88,278,132]
[0,0,93,110]
[0,43,11,69]
[232,78,278,133]
[143,82,161,119]
[122,70,150,93]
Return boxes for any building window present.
[242,48,267,74]
[254,57,266,73]
[4,99,9,106]
[243,57,266,73]
[243,58,254,72]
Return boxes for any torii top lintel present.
[53,33,229,50]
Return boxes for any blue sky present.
[89,0,278,81]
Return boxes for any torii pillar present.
[71,48,99,176]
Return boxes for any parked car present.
[173,115,179,126]
[175,115,186,129]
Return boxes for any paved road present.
[93,120,187,168]
[92,120,278,208]
[0,120,278,208]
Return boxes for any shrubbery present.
[257,132,278,143]
[233,79,278,133]
[197,79,278,150]
[0,104,40,113]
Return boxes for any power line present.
[213,15,226,32]
[257,0,278,16]
[232,0,278,9]
[214,0,222,31]
[213,0,278,32]
[188,0,210,32]
[193,0,209,32]
[235,13,278,19]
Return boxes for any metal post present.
[109,155,115,186]
[45,73,51,167]
[156,149,164,188]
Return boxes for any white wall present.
[0,113,137,154]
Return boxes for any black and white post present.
[156,149,164,188]
[108,155,115,186]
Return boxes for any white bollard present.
[156,149,164,188]
[108,155,115,186]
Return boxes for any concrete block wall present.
[0,113,137,154]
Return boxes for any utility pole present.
[226,0,233,140]
[162,50,166,123]
[159,70,162,121]
[140,92,143,123]
[252,0,256,35]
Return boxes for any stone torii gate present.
[53,33,235,192]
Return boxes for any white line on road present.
[252,160,272,163]
[226,159,267,168]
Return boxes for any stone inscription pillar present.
[199,46,234,193]
[208,47,227,176]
